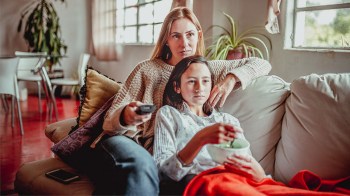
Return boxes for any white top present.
[153,103,248,181]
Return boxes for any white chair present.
[50,53,90,97]
[0,57,24,135]
[15,51,47,114]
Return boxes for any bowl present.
[206,138,250,164]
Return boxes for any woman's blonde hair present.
[150,7,205,61]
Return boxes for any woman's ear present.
[198,30,202,38]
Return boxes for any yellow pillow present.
[76,68,121,128]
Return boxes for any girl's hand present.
[122,101,152,126]
[196,123,242,145]
[224,154,266,182]
[209,74,238,108]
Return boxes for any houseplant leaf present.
[205,12,272,61]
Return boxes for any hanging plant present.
[17,0,67,72]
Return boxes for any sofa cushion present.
[275,73,350,183]
[45,118,77,143]
[76,67,121,128]
[222,75,290,176]
[15,158,93,195]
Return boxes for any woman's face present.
[167,18,199,66]
[176,62,212,111]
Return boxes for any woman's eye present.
[172,34,179,39]
[186,32,195,38]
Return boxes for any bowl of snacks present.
[207,138,250,164]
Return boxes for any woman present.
[87,7,271,195]
[153,55,267,194]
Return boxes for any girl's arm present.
[224,154,267,182]
[153,106,195,181]
[177,123,242,167]
[222,113,267,182]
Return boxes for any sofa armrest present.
[45,118,77,143]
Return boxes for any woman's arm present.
[103,62,147,135]
[208,57,272,107]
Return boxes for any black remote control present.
[135,104,156,115]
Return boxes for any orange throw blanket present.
[184,166,350,196]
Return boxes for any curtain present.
[91,0,122,61]
[171,0,193,10]
[265,0,281,34]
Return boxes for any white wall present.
[1,0,349,85]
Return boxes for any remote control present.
[135,104,156,115]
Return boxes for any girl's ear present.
[173,81,181,94]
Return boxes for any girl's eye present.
[188,80,195,84]
[203,79,210,83]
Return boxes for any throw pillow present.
[51,95,115,168]
[71,67,121,132]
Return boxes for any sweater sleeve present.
[209,57,272,89]
[102,62,147,134]
[153,107,194,181]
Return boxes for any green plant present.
[205,12,271,61]
[17,0,67,71]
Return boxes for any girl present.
[153,55,267,194]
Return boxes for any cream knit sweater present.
[102,57,271,153]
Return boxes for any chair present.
[15,51,47,114]
[50,53,90,98]
[0,57,24,135]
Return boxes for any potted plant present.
[205,12,271,61]
[17,0,67,72]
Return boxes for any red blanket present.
[184,166,350,196]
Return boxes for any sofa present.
[14,73,350,195]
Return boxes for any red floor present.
[0,95,79,195]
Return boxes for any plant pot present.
[226,49,246,60]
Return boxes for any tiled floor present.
[0,95,79,195]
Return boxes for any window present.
[116,0,172,44]
[289,0,350,50]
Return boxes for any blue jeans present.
[82,135,159,195]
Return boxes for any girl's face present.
[167,18,199,66]
[176,62,212,111]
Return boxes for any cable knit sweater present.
[102,57,271,153]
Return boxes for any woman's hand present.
[122,101,152,126]
[209,74,239,108]
[195,123,242,146]
[224,154,266,182]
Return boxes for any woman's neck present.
[166,57,178,66]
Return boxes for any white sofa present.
[15,73,350,195]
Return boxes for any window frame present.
[115,0,171,45]
[285,0,350,52]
